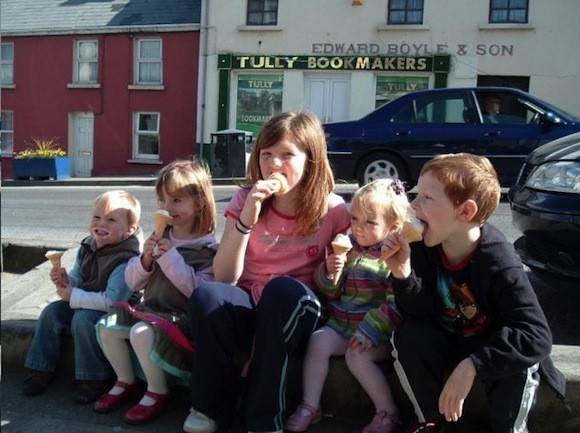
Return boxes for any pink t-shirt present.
[225,188,351,303]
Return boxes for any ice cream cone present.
[379,212,424,262]
[45,250,64,269]
[400,220,423,243]
[330,234,353,285]
[154,209,173,239]
[268,172,289,195]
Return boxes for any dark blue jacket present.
[392,223,566,400]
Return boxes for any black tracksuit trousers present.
[392,320,540,433]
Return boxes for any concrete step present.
[2,316,579,432]
[2,255,579,431]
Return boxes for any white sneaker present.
[183,407,217,433]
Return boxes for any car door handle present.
[395,130,411,136]
[484,131,501,137]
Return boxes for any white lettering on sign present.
[238,56,299,68]
[306,56,428,70]
[248,81,273,88]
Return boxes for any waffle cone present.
[379,218,424,263]
[154,210,173,238]
[331,243,351,256]
[330,235,352,285]
[401,221,423,243]
[45,250,64,269]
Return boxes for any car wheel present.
[357,153,407,185]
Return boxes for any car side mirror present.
[539,112,565,127]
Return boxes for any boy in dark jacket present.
[382,153,565,433]
[23,190,142,404]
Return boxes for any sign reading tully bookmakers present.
[219,54,450,72]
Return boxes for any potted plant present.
[12,137,71,180]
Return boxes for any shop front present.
[214,53,451,135]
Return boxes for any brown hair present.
[155,158,217,235]
[353,178,411,232]
[93,190,141,229]
[420,153,500,224]
[246,111,335,235]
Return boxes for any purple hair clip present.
[392,179,405,195]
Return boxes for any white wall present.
[198,0,580,143]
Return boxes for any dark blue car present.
[323,87,580,187]
[508,132,580,281]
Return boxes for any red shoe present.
[284,401,322,432]
[93,381,138,413]
[124,390,170,424]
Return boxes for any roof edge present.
[2,24,200,37]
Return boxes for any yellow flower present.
[15,137,67,159]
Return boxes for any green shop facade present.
[206,52,450,159]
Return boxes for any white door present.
[305,76,350,124]
[72,113,94,177]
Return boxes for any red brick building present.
[1,0,201,179]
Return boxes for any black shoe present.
[22,370,55,396]
[73,379,111,404]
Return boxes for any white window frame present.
[73,39,98,84]
[1,42,14,86]
[247,0,279,25]
[489,0,528,24]
[133,112,160,160]
[135,38,162,85]
[388,0,424,25]
[1,110,15,155]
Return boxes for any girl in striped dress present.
[285,178,411,433]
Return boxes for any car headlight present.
[525,161,580,193]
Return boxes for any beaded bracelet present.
[235,220,251,235]
[237,217,253,231]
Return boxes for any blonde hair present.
[93,190,141,229]
[155,158,217,235]
[352,178,411,231]
[246,111,335,236]
[421,153,500,224]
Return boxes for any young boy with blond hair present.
[23,190,142,404]
[382,153,565,433]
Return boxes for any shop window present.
[477,75,530,92]
[375,76,429,108]
[1,42,14,85]
[133,112,160,159]
[135,39,162,85]
[74,40,98,84]
[1,110,14,155]
[247,0,278,25]
[388,0,424,25]
[489,0,528,24]
[236,73,283,136]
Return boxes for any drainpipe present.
[197,0,210,161]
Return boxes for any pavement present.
[2,176,580,433]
